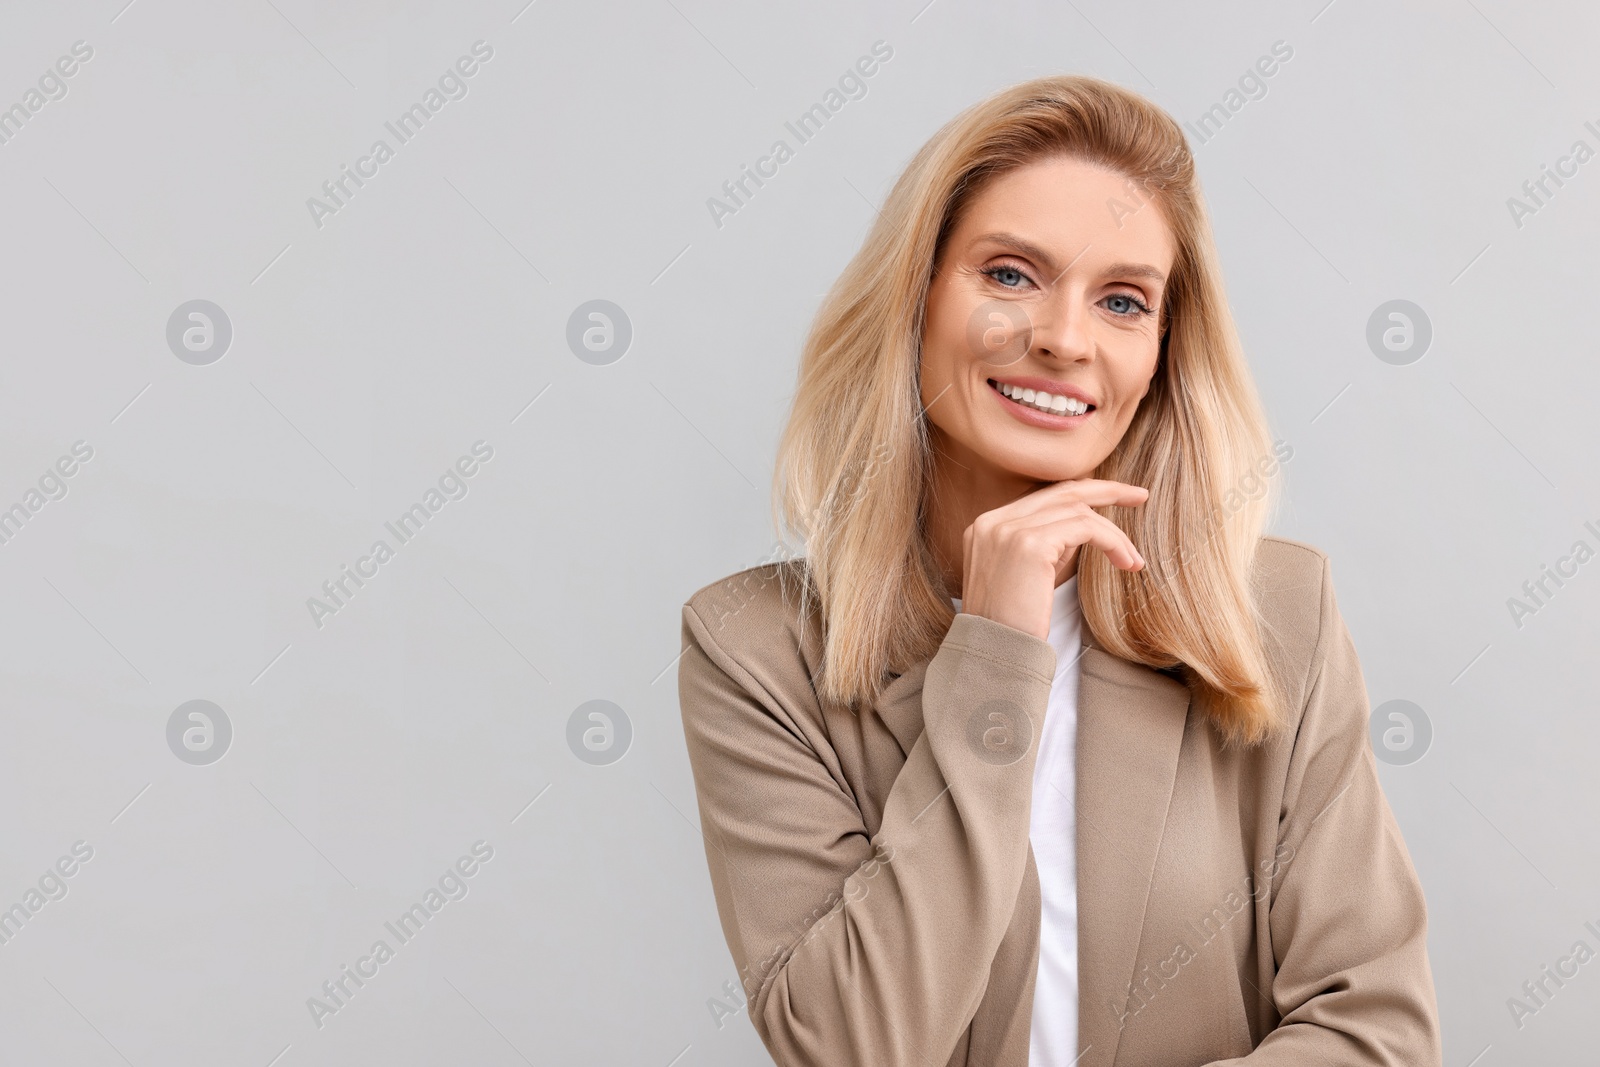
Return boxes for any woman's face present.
[920,154,1176,485]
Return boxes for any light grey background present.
[0,0,1595,1063]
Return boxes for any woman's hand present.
[958,479,1148,640]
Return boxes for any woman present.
[677,75,1441,1067]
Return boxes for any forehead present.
[950,155,1176,273]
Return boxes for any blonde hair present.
[772,74,1287,747]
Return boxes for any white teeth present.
[995,380,1090,416]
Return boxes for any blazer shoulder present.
[1252,535,1330,599]
[1255,533,1329,575]
[1251,535,1337,693]
[681,556,816,664]
[678,559,827,745]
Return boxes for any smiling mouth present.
[987,378,1095,417]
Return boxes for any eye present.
[1103,292,1153,317]
[978,262,1034,289]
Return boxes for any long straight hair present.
[772,75,1287,747]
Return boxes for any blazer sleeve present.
[677,600,1057,1067]
[1205,555,1443,1066]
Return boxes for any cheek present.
[927,295,961,355]
[1109,340,1162,412]
[1137,351,1161,397]
[921,289,968,382]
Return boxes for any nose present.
[1028,286,1093,364]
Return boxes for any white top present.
[953,577,1082,1065]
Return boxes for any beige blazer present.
[677,535,1441,1066]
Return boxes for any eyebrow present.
[972,231,1167,286]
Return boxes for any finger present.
[1028,510,1145,572]
[1038,478,1149,508]
[990,478,1149,522]
[971,492,1142,547]
[985,489,1152,547]
[987,496,1142,549]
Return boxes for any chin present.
[986,443,1099,483]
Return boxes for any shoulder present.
[1254,537,1331,687]
[1252,532,1333,632]
[1249,534,1354,720]
[1251,534,1330,623]
[680,556,820,683]
[677,558,831,753]
[1253,531,1327,571]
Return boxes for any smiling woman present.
[677,74,1442,1067]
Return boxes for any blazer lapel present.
[1074,628,1192,1067]
[869,614,1191,1067]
